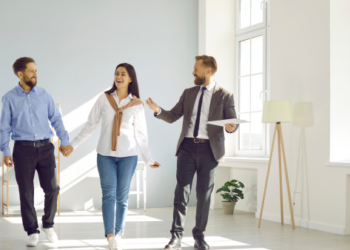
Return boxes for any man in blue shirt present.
[0,57,73,246]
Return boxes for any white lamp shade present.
[262,100,294,123]
[293,102,314,127]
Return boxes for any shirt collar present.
[201,80,216,92]
[112,92,134,100]
[16,82,37,94]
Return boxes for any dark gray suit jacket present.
[155,84,238,163]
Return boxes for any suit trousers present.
[12,142,60,236]
[171,139,218,240]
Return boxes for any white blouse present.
[71,92,155,166]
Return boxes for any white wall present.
[330,0,350,234]
[203,0,236,158]
[330,0,350,162]
[267,0,350,235]
[207,0,350,236]
[347,175,350,235]
[0,0,198,211]
[198,0,236,104]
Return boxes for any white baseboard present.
[255,212,346,235]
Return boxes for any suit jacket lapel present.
[187,86,200,118]
[209,83,221,120]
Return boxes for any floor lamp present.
[258,100,296,229]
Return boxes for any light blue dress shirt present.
[0,84,70,157]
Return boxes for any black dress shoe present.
[194,237,210,250]
[164,237,182,250]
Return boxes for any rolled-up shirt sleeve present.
[0,96,12,157]
[134,104,155,166]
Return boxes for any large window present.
[235,0,269,157]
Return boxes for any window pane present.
[251,74,263,111]
[251,0,263,25]
[240,0,250,29]
[251,112,263,150]
[239,113,250,150]
[240,39,250,76]
[251,36,263,74]
[239,76,250,113]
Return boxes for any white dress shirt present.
[184,81,216,139]
[71,92,155,166]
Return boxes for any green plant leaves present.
[220,193,232,201]
[216,186,230,193]
[217,179,245,202]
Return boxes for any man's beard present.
[194,75,206,86]
[23,75,37,88]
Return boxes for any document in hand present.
[207,118,250,127]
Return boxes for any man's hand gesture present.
[145,98,160,114]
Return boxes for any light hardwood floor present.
[1,207,350,250]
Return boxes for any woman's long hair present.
[105,63,140,98]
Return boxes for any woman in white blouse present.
[65,63,160,250]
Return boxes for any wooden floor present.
[1,207,350,250]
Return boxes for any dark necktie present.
[193,87,207,138]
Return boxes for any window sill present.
[325,161,350,167]
[224,157,269,164]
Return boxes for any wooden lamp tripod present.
[258,100,295,229]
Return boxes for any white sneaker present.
[26,233,39,247]
[41,225,58,243]
[108,236,123,250]
[116,236,122,250]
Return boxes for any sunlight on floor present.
[45,248,106,250]
[42,236,265,249]
[182,236,249,247]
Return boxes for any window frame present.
[234,0,269,157]
[236,0,267,35]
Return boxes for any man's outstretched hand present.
[60,145,74,157]
[145,98,160,114]
[4,156,13,167]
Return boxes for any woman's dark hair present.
[105,63,140,98]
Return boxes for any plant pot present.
[221,201,236,215]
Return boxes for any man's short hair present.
[195,55,217,74]
[12,57,35,76]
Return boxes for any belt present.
[185,138,209,143]
[15,139,51,147]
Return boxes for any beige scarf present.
[105,93,143,151]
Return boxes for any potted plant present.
[216,179,245,214]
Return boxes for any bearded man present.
[146,55,239,250]
[0,57,73,246]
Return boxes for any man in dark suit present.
[146,55,239,250]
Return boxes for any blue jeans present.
[97,154,138,236]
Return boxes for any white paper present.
[207,118,250,127]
